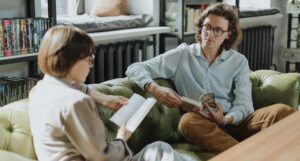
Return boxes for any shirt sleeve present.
[125,43,187,89]
[63,96,133,161]
[226,57,254,125]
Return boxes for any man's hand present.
[146,82,181,108]
[101,95,128,111]
[204,102,225,126]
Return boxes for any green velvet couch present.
[0,70,299,161]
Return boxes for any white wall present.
[0,0,25,18]
[272,0,288,71]
[84,0,159,26]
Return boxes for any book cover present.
[181,92,216,113]
[2,18,12,56]
[110,93,157,132]
[20,18,28,54]
[11,18,20,55]
[0,20,4,57]
[27,18,34,53]
[33,18,39,52]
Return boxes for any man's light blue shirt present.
[126,43,254,125]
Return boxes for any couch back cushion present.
[250,70,300,110]
[0,99,37,160]
[90,78,183,153]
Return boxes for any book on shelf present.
[0,75,40,107]
[180,92,216,113]
[2,18,12,56]
[0,17,53,57]
[0,20,3,57]
[110,93,157,132]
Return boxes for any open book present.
[180,92,215,112]
[109,94,157,132]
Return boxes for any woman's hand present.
[146,82,181,108]
[116,124,132,142]
[101,95,128,111]
[88,88,128,110]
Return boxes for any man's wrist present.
[144,82,152,91]
[223,115,233,127]
[223,117,228,127]
[145,82,157,93]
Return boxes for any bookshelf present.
[159,0,240,52]
[0,0,55,106]
[0,0,55,73]
[159,0,222,52]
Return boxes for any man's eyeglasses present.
[201,24,229,37]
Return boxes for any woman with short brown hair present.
[29,25,185,161]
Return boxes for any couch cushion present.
[0,150,36,161]
[90,78,183,153]
[250,70,300,110]
[0,99,37,160]
[57,14,153,33]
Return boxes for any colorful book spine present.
[11,18,20,55]
[33,18,39,52]
[0,20,4,57]
[20,18,28,54]
[27,18,34,53]
[38,18,44,45]
[2,19,12,56]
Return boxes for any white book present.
[110,94,157,132]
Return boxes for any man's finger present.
[204,102,214,116]
[215,103,223,113]
[171,91,182,104]
[192,108,211,120]
[167,91,180,103]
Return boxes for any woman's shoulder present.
[64,90,93,107]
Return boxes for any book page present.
[126,98,156,132]
[181,96,203,112]
[110,94,146,127]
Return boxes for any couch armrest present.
[0,99,37,160]
[250,70,300,110]
[0,150,36,161]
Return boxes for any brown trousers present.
[178,103,295,153]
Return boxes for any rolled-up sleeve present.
[126,43,186,89]
[226,58,254,125]
[64,96,132,161]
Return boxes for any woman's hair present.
[38,25,95,78]
[195,3,242,50]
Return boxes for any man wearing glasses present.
[126,3,294,152]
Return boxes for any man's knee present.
[271,103,294,118]
[178,112,207,134]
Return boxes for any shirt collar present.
[43,74,76,89]
[195,43,232,61]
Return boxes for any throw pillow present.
[90,0,127,17]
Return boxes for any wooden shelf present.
[185,0,217,5]
[0,53,38,65]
